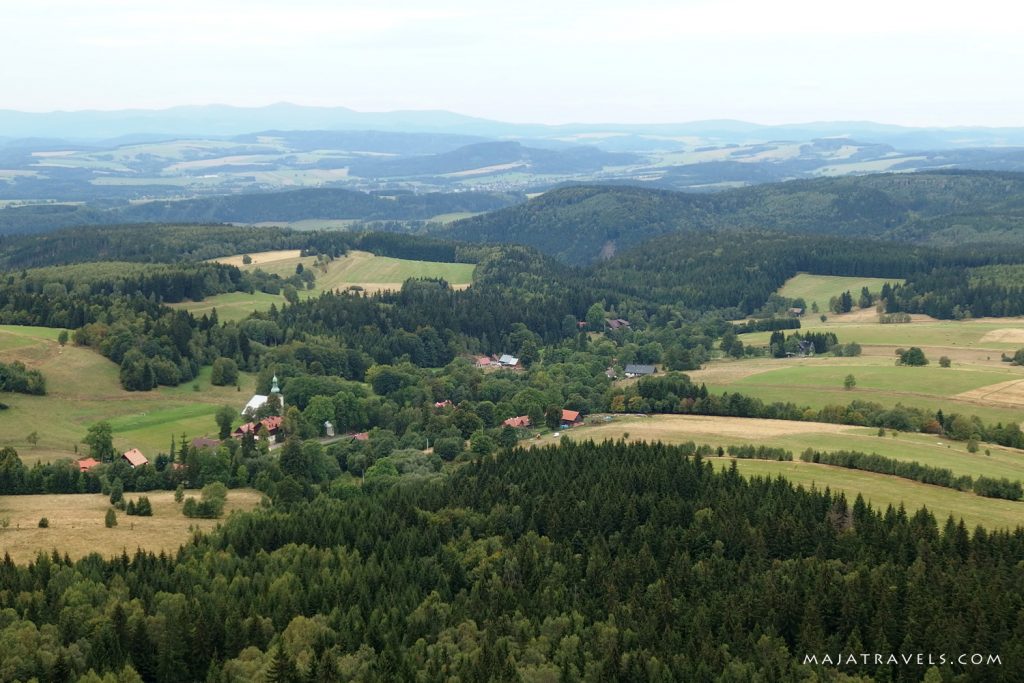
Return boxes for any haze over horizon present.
[4,0,1022,128]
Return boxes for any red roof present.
[353,432,369,441]
[503,415,531,428]
[261,416,283,432]
[122,449,148,468]
[235,415,283,436]
[77,457,101,472]
[434,400,452,408]
[561,409,581,423]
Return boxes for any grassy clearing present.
[714,459,1024,531]
[693,353,1024,425]
[0,326,255,465]
[0,489,262,563]
[185,250,477,319]
[742,316,1024,351]
[168,290,283,323]
[778,273,903,309]
[561,415,1024,481]
[553,414,1024,530]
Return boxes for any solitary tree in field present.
[57,330,69,346]
[215,405,235,439]
[242,254,253,265]
[939,356,952,368]
[843,374,856,390]
[105,508,117,528]
[896,347,929,366]
[84,421,116,461]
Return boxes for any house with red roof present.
[434,400,453,409]
[352,432,369,441]
[233,415,283,439]
[503,415,531,428]
[560,409,583,428]
[76,457,101,472]
[122,449,149,468]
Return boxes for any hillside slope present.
[441,171,1024,263]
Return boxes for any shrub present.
[38,517,49,528]
[105,509,117,528]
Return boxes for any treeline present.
[883,269,1024,319]
[0,223,482,270]
[726,444,792,461]
[734,317,801,334]
[800,448,1023,500]
[2,440,1023,681]
[0,360,45,395]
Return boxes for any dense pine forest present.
[2,441,1021,682]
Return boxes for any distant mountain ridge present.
[5,103,1024,149]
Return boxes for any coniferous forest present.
[2,441,1022,682]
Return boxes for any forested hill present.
[346,140,639,178]
[0,187,520,235]
[440,171,1024,264]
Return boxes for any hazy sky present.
[3,0,1022,126]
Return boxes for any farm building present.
[475,356,494,367]
[503,415,531,428]
[788,340,815,357]
[498,354,520,368]
[788,307,805,316]
[624,364,656,378]
[606,318,630,330]
[76,457,101,472]
[233,415,283,439]
[352,432,369,441]
[434,400,453,409]
[122,449,149,468]
[561,409,583,428]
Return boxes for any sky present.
[2,0,1022,127]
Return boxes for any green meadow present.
[175,249,477,320]
[0,325,254,465]
[778,272,904,308]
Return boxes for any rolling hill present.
[441,171,1024,263]
[346,141,639,178]
[0,187,521,235]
